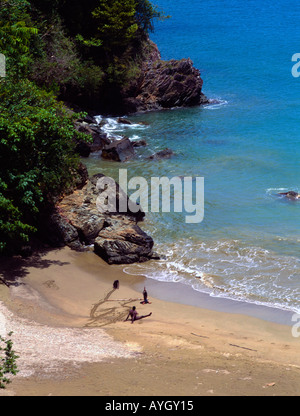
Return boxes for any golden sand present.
[0,247,300,396]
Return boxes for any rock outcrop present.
[44,174,158,265]
[94,221,155,265]
[101,137,136,162]
[123,40,209,114]
[74,121,111,157]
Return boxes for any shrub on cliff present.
[92,0,138,53]
[0,0,38,77]
[0,79,88,254]
[27,0,167,107]
[29,17,105,106]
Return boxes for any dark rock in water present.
[132,139,147,147]
[117,117,132,125]
[122,40,209,114]
[101,137,135,162]
[44,174,156,264]
[148,148,174,160]
[89,132,111,153]
[278,191,300,200]
[74,121,111,156]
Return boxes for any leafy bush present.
[0,332,19,389]
[92,0,138,53]
[0,79,88,253]
[135,0,168,33]
[0,0,38,77]
[29,18,105,103]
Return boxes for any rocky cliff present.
[122,40,209,114]
[43,41,208,265]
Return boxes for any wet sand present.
[0,247,300,396]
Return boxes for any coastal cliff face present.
[42,42,208,264]
[43,174,159,265]
[121,40,209,114]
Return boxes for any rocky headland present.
[122,40,209,114]
[45,40,208,265]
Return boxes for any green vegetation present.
[0,0,38,77]
[30,0,167,97]
[0,332,19,389]
[0,79,88,254]
[93,0,138,52]
[0,0,166,255]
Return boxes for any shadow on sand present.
[0,249,70,287]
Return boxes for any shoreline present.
[132,276,296,327]
[0,247,300,396]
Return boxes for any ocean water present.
[86,0,300,313]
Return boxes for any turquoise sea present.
[87,0,300,313]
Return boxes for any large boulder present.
[101,137,136,162]
[46,174,157,264]
[94,218,155,264]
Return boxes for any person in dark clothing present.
[113,280,119,289]
[124,306,152,324]
[143,287,149,303]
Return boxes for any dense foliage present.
[0,79,87,253]
[0,0,166,254]
[0,0,38,77]
[92,0,138,52]
[29,0,167,97]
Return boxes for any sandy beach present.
[0,247,300,396]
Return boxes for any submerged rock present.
[278,191,300,200]
[148,148,174,160]
[132,139,147,147]
[117,117,132,125]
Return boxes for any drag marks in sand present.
[86,288,140,328]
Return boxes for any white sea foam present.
[94,116,149,141]
[265,187,299,197]
[124,237,300,314]
[203,99,229,110]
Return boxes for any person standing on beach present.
[124,306,152,324]
[142,287,150,304]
